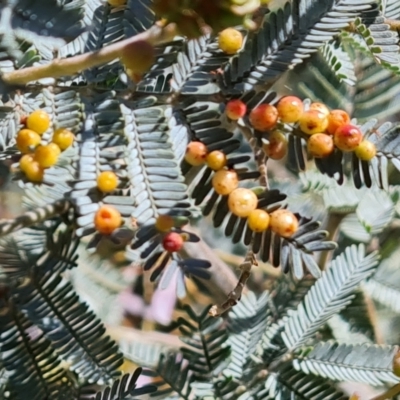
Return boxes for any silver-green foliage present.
[143,245,395,399]
[293,341,399,386]
[281,245,379,350]
[1,0,400,398]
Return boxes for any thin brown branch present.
[370,383,400,400]
[318,212,345,270]
[237,121,258,150]
[385,18,400,32]
[2,22,178,86]
[362,289,384,345]
[214,249,281,278]
[209,250,257,317]
[0,199,71,237]
[256,149,268,187]
[237,121,269,187]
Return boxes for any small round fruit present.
[162,232,184,252]
[299,110,329,135]
[270,209,299,238]
[309,102,330,117]
[263,130,288,160]
[16,129,41,154]
[97,171,119,192]
[185,141,207,166]
[307,133,334,158]
[94,205,122,235]
[24,160,44,183]
[276,96,304,123]
[34,144,60,168]
[225,99,247,120]
[26,110,51,135]
[228,188,258,218]
[155,215,174,232]
[212,169,239,195]
[120,40,155,74]
[249,104,279,131]
[52,128,75,150]
[218,28,243,55]
[355,140,376,161]
[47,142,61,156]
[206,150,227,171]
[19,154,35,173]
[107,0,126,5]
[247,209,270,232]
[327,109,350,135]
[334,124,363,152]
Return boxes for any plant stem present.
[370,383,400,400]
[362,289,384,345]
[237,121,269,187]
[318,212,345,270]
[0,200,70,236]
[214,249,281,277]
[256,149,268,187]
[385,18,400,32]
[2,22,178,86]
[209,250,256,316]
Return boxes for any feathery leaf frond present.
[320,39,357,86]
[225,291,270,380]
[355,4,400,74]
[281,245,379,350]
[353,56,400,121]
[177,305,230,380]
[16,270,124,384]
[294,341,400,386]
[225,0,375,91]
[0,301,76,400]
[90,368,157,400]
[364,247,400,313]
[259,363,346,400]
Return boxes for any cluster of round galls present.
[225,99,288,160]
[94,211,186,248]
[290,98,376,160]
[185,141,228,170]
[211,168,298,237]
[225,96,377,162]
[94,207,188,251]
[184,141,298,238]
[17,110,75,183]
